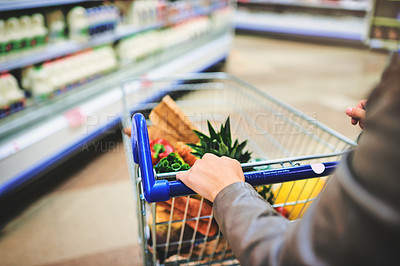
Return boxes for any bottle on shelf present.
[22,45,117,101]
[86,5,119,37]
[30,66,54,101]
[21,66,34,95]
[5,17,21,54]
[86,7,98,36]
[0,13,49,57]
[0,20,7,56]
[46,10,66,43]
[127,1,159,27]
[31,13,48,46]
[0,73,26,118]
[19,16,34,50]
[67,6,89,42]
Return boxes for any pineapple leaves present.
[192,129,210,143]
[188,117,251,163]
[207,121,218,140]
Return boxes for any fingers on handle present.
[202,153,217,159]
[123,127,132,137]
[356,99,367,110]
[346,107,365,120]
[176,170,188,181]
[352,108,366,121]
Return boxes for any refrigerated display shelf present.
[0,23,162,73]
[0,29,222,139]
[0,5,221,72]
[369,39,400,51]
[237,0,369,12]
[235,9,367,41]
[0,33,233,198]
[0,0,88,11]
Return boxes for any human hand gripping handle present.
[176,153,245,202]
[346,99,367,129]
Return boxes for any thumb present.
[346,107,365,120]
[176,171,188,182]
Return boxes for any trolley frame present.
[121,72,357,265]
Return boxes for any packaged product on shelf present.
[94,45,118,73]
[31,13,48,46]
[0,20,6,55]
[46,10,66,43]
[161,17,210,50]
[211,7,233,34]
[21,66,33,96]
[19,16,33,50]
[86,5,119,36]
[30,67,53,101]
[118,13,218,65]
[117,30,160,64]
[5,17,21,53]
[388,27,399,41]
[127,0,160,27]
[22,46,117,101]
[0,73,25,119]
[1,13,48,56]
[67,6,89,41]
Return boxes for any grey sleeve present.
[213,182,290,266]
[213,55,400,266]
[214,155,400,266]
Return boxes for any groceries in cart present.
[125,95,234,261]
[124,95,314,221]
[122,73,355,265]
[124,95,303,261]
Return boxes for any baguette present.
[149,95,199,144]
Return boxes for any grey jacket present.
[213,54,400,266]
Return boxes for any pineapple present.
[187,117,252,163]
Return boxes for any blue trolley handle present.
[132,113,338,203]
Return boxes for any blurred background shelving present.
[235,0,371,42]
[0,0,234,199]
[367,0,400,50]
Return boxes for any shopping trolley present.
[121,73,357,265]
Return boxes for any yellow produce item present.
[272,177,327,220]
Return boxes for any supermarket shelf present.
[0,23,162,72]
[0,33,232,198]
[0,0,88,11]
[235,9,367,41]
[237,0,369,12]
[0,6,221,72]
[369,39,400,51]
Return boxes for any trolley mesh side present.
[122,73,356,265]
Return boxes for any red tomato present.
[274,207,289,219]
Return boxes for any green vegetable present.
[256,185,274,204]
[187,117,252,163]
[153,143,165,159]
[155,152,190,177]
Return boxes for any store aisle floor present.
[0,35,388,266]
[0,139,140,266]
[225,35,388,141]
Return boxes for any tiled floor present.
[0,34,388,266]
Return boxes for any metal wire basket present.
[121,72,356,265]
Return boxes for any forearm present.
[214,153,400,266]
[213,182,290,266]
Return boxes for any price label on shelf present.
[64,108,87,129]
[141,74,153,89]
